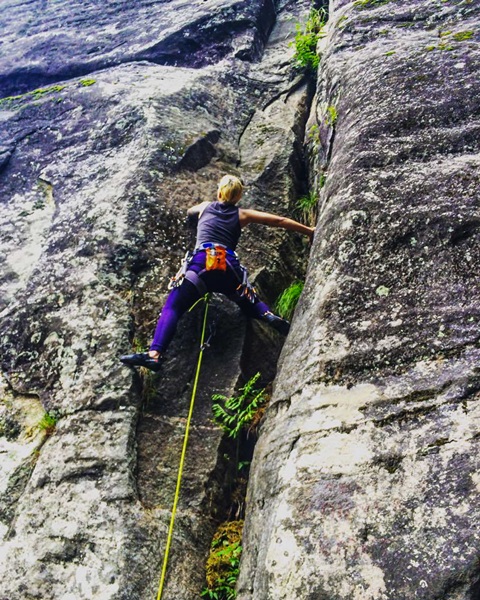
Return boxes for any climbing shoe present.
[120,353,162,373]
[262,312,290,335]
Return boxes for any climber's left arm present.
[239,208,315,241]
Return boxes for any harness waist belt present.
[194,242,237,258]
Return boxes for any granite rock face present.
[0,1,312,599]
[238,1,480,599]
[3,0,479,598]
[0,0,276,97]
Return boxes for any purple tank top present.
[195,202,241,250]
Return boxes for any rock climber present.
[120,175,314,372]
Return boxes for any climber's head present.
[217,175,243,205]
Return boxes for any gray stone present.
[0,1,313,598]
[238,1,480,598]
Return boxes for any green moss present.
[80,78,96,87]
[308,123,319,138]
[354,0,392,8]
[376,285,390,297]
[0,84,66,107]
[452,30,474,41]
[0,93,26,105]
[427,41,455,51]
[325,104,338,126]
[31,85,66,98]
[202,521,243,600]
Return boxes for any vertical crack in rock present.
[130,4,318,597]
[0,374,46,541]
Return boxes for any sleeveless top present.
[195,202,242,251]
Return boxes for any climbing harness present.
[168,243,258,303]
[156,293,211,600]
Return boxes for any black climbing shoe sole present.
[120,353,162,373]
[262,312,290,335]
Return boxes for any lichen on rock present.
[238,1,480,599]
[0,1,315,599]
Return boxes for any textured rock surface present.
[4,0,478,598]
[239,0,480,599]
[0,1,312,599]
[0,0,276,97]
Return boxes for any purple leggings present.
[150,252,270,353]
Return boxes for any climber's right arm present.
[187,201,211,219]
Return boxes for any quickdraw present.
[236,265,258,303]
[168,250,193,290]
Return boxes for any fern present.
[37,411,58,436]
[212,373,267,438]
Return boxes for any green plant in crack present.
[292,7,327,70]
[212,373,267,439]
[275,281,305,321]
[354,0,393,8]
[0,84,66,107]
[452,30,474,41]
[31,85,66,99]
[37,411,58,437]
[202,520,243,600]
[307,123,320,144]
[295,191,318,227]
[325,104,338,126]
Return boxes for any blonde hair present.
[217,175,243,204]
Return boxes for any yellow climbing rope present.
[156,293,210,600]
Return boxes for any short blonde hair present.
[217,175,243,204]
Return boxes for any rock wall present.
[239,0,480,599]
[3,0,479,598]
[0,1,313,599]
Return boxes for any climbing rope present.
[156,293,211,600]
